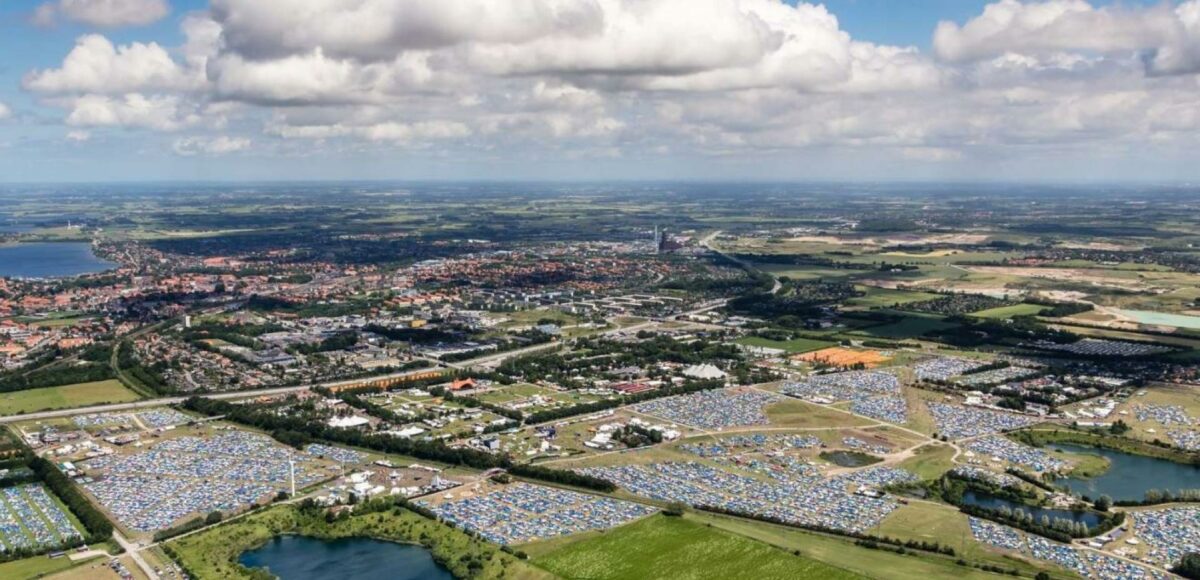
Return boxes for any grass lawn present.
[691,511,1029,580]
[734,336,834,354]
[766,400,875,429]
[0,380,142,416]
[970,304,1048,319]
[897,443,956,480]
[0,554,99,579]
[845,287,940,310]
[534,514,863,580]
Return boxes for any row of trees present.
[180,397,616,492]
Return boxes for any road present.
[701,229,782,294]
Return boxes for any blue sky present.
[3,0,1200,182]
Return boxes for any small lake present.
[1114,309,1200,330]
[239,536,453,580]
[960,491,1102,526]
[1050,443,1200,502]
[0,243,115,279]
[822,451,881,468]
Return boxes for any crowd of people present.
[965,435,1067,473]
[927,403,1039,439]
[418,483,654,545]
[578,460,916,535]
[633,388,782,430]
[81,431,328,532]
[0,484,83,552]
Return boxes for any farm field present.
[533,514,863,580]
[844,287,939,310]
[0,380,142,416]
[970,303,1048,319]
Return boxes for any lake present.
[1114,309,1200,330]
[239,536,453,580]
[821,451,881,468]
[0,243,115,278]
[960,491,1102,526]
[1050,443,1200,502]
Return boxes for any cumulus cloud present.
[934,0,1200,75]
[65,94,200,131]
[0,102,11,120]
[37,0,170,28]
[66,130,91,142]
[173,135,251,155]
[19,0,1200,172]
[24,35,197,94]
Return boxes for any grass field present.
[0,380,142,416]
[897,443,956,480]
[844,287,939,309]
[766,400,876,429]
[970,304,1048,319]
[692,511,1030,580]
[734,336,834,354]
[0,554,99,579]
[534,514,863,580]
[853,315,959,340]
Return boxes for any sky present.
[2,0,1200,183]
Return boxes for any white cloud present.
[173,136,252,155]
[0,102,10,120]
[24,35,196,94]
[66,130,91,142]
[52,0,169,28]
[65,94,199,131]
[934,0,1200,75]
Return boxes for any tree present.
[1094,495,1112,512]
[205,511,223,525]
[1035,573,1051,580]
[664,502,687,517]
[1176,553,1200,580]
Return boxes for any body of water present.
[822,451,880,468]
[1050,443,1200,502]
[239,536,453,580]
[960,491,1102,526]
[0,243,115,278]
[1114,309,1200,330]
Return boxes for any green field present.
[844,287,940,309]
[734,336,834,354]
[0,380,142,416]
[853,315,959,339]
[534,514,862,580]
[0,553,98,579]
[970,303,1048,319]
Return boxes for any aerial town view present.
[3,1,1200,580]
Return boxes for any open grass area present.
[0,380,142,416]
[0,554,99,580]
[845,287,940,310]
[534,514,862,580]
[897,443,956,480]
[766,400,876,429]
[691,511,1030,580]
[970,303,1048,319]
[733,336,834,354]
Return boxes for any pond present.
[821,451,881,468]
[960,491,1102,526]
[1050,443,1200,502]
[0,243,115,278]
[239,536,454,580]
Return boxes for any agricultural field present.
[970,304,1048,319]
[532,514,863,580]
[0,380,142,416]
